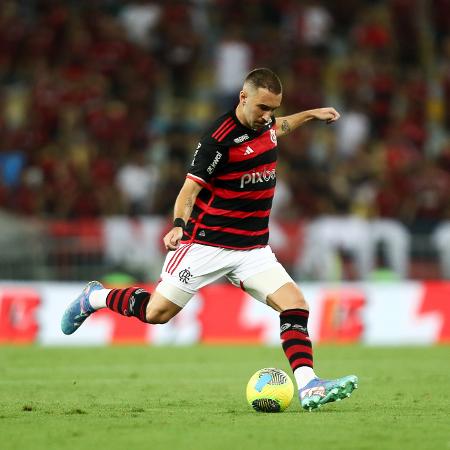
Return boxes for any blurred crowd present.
[1,0,450,279]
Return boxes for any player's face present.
[241,87,282,130]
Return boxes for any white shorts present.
[156,243,294,307]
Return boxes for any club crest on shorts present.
[179,268,193,284]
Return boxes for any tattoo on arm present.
[281,119,291,134]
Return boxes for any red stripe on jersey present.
[213,186,275,200]
[195,198,270,218]
[216,123,236,142]
[211,117,233,139]
[228,129,277,163]
[198,223,269,237]
[190,192,216,243]
[181,238,267,250]
[215,162,277,181]
[186,174,212,189]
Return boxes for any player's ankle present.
[89,289,110,310]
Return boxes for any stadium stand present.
[0,0,449,280]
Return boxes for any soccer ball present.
[246,368,294,412]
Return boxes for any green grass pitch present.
[1,345,449,450]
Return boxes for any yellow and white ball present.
[246,368,294,412]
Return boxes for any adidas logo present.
[244,146,254,155]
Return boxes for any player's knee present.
[291,293,308,310]
[269,282,309,312]
[284,288,308,310]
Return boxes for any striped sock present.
[280,309,314,374]
[106,287,150,323]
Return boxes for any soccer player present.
[61,68,358,411]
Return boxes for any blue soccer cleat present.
[299,375,358,411]
[61,281,104,335]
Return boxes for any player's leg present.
[242,268,319,391]
[265,281,358,410]
[61,243,229,334]
[234,246,358,411]
[60,281,185,335]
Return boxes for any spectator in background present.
[1,0,450,280]
[433,218,450,279]
[118,0,162,49]
[156,2,200,100]
[352,143,412,279]
[116,150,159,216]
[215,26,252,110]
[335,99,370,159]
[292,0,333,54]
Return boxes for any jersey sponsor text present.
[240,168,276,188]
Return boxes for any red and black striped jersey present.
[183,109,278,249]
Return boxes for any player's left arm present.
[275,107,340,137]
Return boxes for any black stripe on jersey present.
[189,204,203,221]
[212,196,273,212]
[200,214,269,231]
[213,178,276,192]
[193,229,269,248]
[197,188,213,202]
[220,148,277,174]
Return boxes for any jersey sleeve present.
[187,137,226,187]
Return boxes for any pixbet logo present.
[240,168,276,188]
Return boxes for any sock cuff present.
[280,308,310,337]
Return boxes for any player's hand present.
[163,227,184,251]
[312,107,340,124]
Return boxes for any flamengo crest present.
[270,128,277,144]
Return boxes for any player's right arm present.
[163,178,203,251]
[163,121,228,251]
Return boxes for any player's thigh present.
[151,243,232,323]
